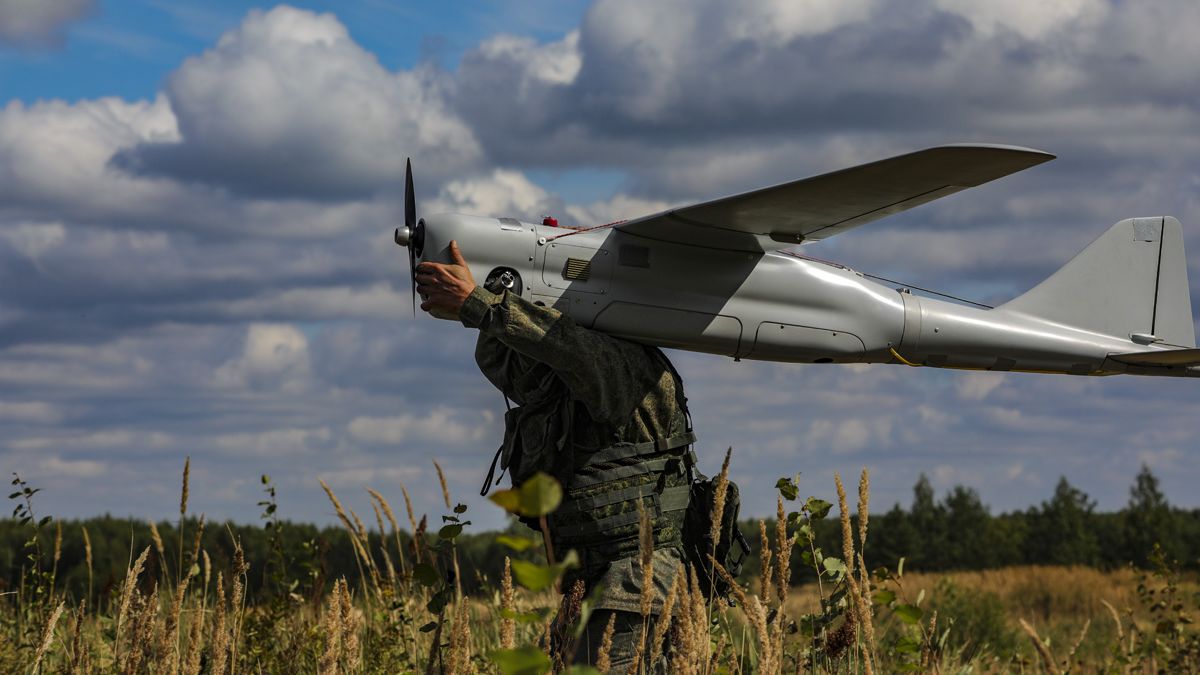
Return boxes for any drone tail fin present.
[1000,217,1195,348]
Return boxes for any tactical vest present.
[481,348,696,578]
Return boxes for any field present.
[3,460,1198,673]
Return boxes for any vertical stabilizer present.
[1001,217,1195,348]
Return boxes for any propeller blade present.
[405,158,416,231]
[405,158,417,316]
[410,245,417,317]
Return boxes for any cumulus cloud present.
[2,1,1200,525]
[0,0,92,48]
[114,6,481,199]
[215,323,312,392]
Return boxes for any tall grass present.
[3,458,1198,673]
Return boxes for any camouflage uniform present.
[460,285,694,671]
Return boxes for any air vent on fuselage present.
[562,258,592,281]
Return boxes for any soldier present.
[416,241,697,670]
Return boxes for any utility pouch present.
[681,473,752,602]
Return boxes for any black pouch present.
[681,474,752,601]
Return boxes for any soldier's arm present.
[414,241,661,422]
[460,285,662,423]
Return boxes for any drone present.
[395,145,1199,378]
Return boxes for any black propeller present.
[394,158,422,315]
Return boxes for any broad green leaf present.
[500,608,550,624]
[495,534,539,552]
[412,563,440,587]
[893,603,923,625]
[518,472,563,517]
[453,503,469,514]
[822,557,846,576]
[490,646,552,675]
[872,589,896,606]
[894,635,921,654]
[438,523,464,540]
[805,497,832,520]
[418,621,439,633]
[489,489,522,514]
[775,477,798,501]
[510,550,579,591]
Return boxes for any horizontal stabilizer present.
[1110,348,1200,368]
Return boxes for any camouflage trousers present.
[568,610,667,674]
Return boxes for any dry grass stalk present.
[856,469,877,662]
[339,579,362,672]
[596,612,617,673]
[182,600,204,675]
[67,603,90,674]
[210,572,228,675]
[1019,618,1057,674]
[369,487,408,577]
[318,579,343,675]
[82,526,93,604]
[158,574,191,673]
[149,522,166,570]
[774,497,792,605]
[921,610,938,671]
[500,557,516,649]
[32,600,65,673]
[202,550,211,595]
[180,456,190,517]
[758,520,773,604]
[115,546,151,654]
[188,514,205,569]
[320,479,380,597]
[835,472,874,675]
[179,456,190,590]
[433,460,452,510]
[638,500,655,618]
[649,562,684,666]
[709,448,732,547]
[448,596,473,674]
[400,482,421,562]
[228,542,247,669]
[1101,598,1124,640]
[1066,618,1091,667]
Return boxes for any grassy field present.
[3,460,1198,673]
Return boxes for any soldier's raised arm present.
[415,241,664,423]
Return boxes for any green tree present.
[942,486,996,569]
[908,474,948,570]
[1123,464,1179,566]
[1025,476,1099,566]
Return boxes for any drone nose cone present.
[394,226,411,247]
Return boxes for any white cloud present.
[0,400,63,423]
[430,169,561,221]
[955,372,1006,401]
[37,455,107,477]
[116,6,481,198]
[0,0,93,47]
[936,0,1108,39]
[215,323,312,392]
[347,407,493,447]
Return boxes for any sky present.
[2,0,1199,531]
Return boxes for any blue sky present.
[2,0,1199,531]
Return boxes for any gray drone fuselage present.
[413,212,1198,378]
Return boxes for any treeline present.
[2,465,1196,607]
[770,464,1200,585]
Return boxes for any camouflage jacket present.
[460,286,690,613]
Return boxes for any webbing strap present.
[557,482,691,515]
[568,458,673,490]
[552,485,692,539]
[584,431,697,465]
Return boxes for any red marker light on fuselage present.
[542,216,559,227]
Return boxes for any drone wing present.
[1109,348,1200,368]
[614,144,1054,251]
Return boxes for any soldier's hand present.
[415,240,476,320]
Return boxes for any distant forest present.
[3,464,1197,607]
